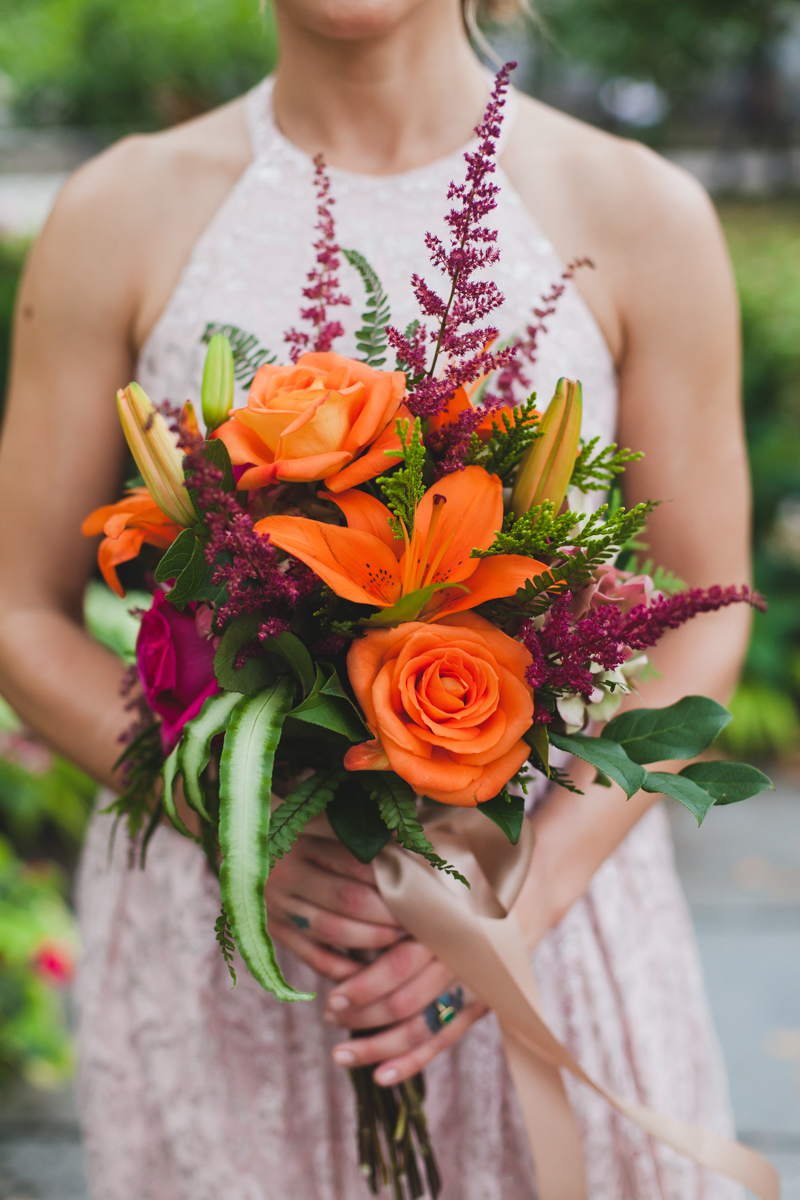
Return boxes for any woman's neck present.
[271,2,490,175]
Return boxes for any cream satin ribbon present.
[369,807,781,1200]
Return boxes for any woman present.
[0,0,750,1196]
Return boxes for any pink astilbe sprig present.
[166,406,317,632]
[387,63,518,419]
[520,584,765,719]
[485,258,594,406]
[285,154,351,363]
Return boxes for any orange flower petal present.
[274,450,352,482]
[343,372,405,456]
[97,528,146,598]
[255,516,402,607]
[321,489,402,557]
[423,554,549,620]
[323,415,405,493]
[343,739,391,772]
[411,466,504,588]
[382,738,481,803]
[424,740,531,806]
[237,463,281,490]
[214,415,274,467]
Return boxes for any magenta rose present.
[136,591,220,752]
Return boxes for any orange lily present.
[82,488,182,598]
[254,465,548,622]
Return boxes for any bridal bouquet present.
[82,66,776,1200]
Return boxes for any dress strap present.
[245,75,278,159]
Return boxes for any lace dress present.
[76,78,743,1200]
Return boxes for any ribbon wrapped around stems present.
[365,806,780,1200]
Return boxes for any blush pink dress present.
[76,78,743,1200]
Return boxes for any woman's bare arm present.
[0,104,250,786]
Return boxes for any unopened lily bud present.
[511,377,582,518]
[201,333,235,432]
[116,383,196,527]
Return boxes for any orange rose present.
[214,351,407,492]
[344,611,534,806]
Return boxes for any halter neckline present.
[245,73,519,184]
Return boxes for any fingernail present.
[333,1048,356,1066]
[375,1067,398,1085]
[328,994,350,1012]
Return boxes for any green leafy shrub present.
[0,836,77,1087]
[0,0,276,130]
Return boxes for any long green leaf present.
[641,770,718,825]
[161,744,195,839]
[218,681,310,1001]
[269,770,345,867]
[548,731,647,799]
[342,249,391,367]
[678,760,773,805]
[290,666,368,741]
[602,696,732,764]
[180,690,242,821]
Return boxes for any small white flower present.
[557,693,587,734]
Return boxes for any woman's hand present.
[266,832,406,982]
[323,939,487,1086]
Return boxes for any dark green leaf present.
[641,770,718,824]
[341,249,391,367]
[523,724,550,776]
[269,771,345,867]
[179,690,241,821]
[290,667,368,741]
[218,680,310,1000]
[200,438,235,492]
[214,615,281,695]
[362,772,469,886]
[549,732,647,798]
[155,528,200,584]
[263,631,316,699]
[326,782,392,864]
[478,791,525,844]
[602,696,732,764]
[678,760,774,805]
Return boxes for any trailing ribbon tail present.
[370,809,780,1200]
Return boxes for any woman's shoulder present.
[506,92,718,253]
[31,97,254,350]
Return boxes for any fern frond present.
[342,249,392,368]
[377,417,426,537]
[467,394,542,484]
[570,437,642,492]
[202,323,276,389]
[214,906,237,987]
[361,773,469,886]
[268,770,344,868]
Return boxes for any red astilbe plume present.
[485,258,594,406]
[387,63,518,419]
[520,584,765,719]
[165,405,317,634]
[285,154,351,362]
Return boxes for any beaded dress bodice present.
[137,77,618,447]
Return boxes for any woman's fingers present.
[269,917,361,982]
[270,895,404,952]
[331,999,488,1085]
[267,834,402,930]
[326,939,434,1013]
[326,946,455,1030]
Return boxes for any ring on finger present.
[423,987,464,1035]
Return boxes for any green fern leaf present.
[269,770,345,868]
[342,249,392,367]
[179,690,242,822]
[361,772,469,887]
[219,680,312,1001]
[214,906,237,987]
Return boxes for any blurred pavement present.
[0,772,797,1199]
